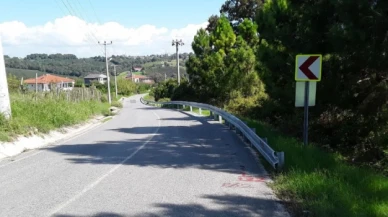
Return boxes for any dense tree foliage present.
[155,0,388,172]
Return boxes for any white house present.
[126,73,154,84]
[24,74,75,92]
[84,74,108,85]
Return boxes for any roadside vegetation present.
[0,93,110,142]
[4,52,189,83]
[148,0,388,216]
[0,74,150,142]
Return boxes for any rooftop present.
[24,74,74,84]
[84,74,107,79]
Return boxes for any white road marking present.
[47,111,162,216]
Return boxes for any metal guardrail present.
[140,97,285,170]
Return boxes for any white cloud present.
[0,16,208,57]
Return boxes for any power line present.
[57,0,104,55]
[71,0,102,44]
[88,0,102,24]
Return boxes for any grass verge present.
[182,106,211,116]
[143,98,387,216]
[143,94,155,101]
[241,118,388,217]
[0,93,111,142]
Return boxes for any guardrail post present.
[218,115,222,123]
[243,134,249,143]
[210,111,213,117]
[177,104,179,110]
[199,108,202,115]
[263,137,268,143]
[276,152,285,170]
[190,106,193,112]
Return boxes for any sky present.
[0,0,225,58]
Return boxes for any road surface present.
[0,94,289,217]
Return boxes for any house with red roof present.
[126,72,154,84]
[23,74,75,92]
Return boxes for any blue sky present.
[0,0,223,29]
[0,0,225,57]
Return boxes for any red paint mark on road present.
[238,165,267,182]
[238,175,266,182]
[221,182,253,189]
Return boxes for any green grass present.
[182,105,211,116]
[143,59,184,68]
[117,71,144,79]
[111,100,123,108]
[6,68,45,79]
[143,94,155,101]
[118,72,128,78]
[6,68,79,80]
[239,118,388,217]
[136,96,388,216]
[0,93,111,141]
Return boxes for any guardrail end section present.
[276,151,285,170]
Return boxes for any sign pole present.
[303,81,310,146]
[295,54,322,146]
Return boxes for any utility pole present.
[98,40,113,104]
[0,36,11,119]
[172,39,184,85]
[112,64,118,98]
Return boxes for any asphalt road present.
[0,94,289,217]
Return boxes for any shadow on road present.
[55,213,124,217]
[44,107,262,176]
[53,194,288,217]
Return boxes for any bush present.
[116,78,136,96]
[171,80,197,101]
[7,74,21,93]
[153,79,179,101]
[111,100,123,108]
[158,98,171,102]
[136,83,151,94]
[100,95,108,103]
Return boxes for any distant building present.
[126,72,154,84]
[23,74,75,92]
[132,67,143,72]
[84,74,107,85]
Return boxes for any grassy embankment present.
[189,110,387,216]
[0,88,117,142]
[141,94,387,216]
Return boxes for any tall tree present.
[186,15,264,105]
[206,15,220,33]
[220,0,264,26]
[255,0,388,165]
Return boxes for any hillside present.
[142,59,187,83]
[4,53,190,83]
[5,68,45,79]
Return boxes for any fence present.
[23,87,103,102]
[140,97,285,171]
